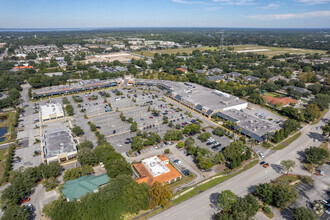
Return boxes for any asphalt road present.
[149,110,330,220]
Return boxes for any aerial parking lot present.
[88,88,210,153]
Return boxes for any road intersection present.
[150,110,330,220]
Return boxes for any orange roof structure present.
[13,66,34,69]
[176,68,187,73]
[263,95,298,106]
[158,155,169,162]
[133,155,181,186]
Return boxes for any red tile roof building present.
[263,95,298,106]
[13,66,34,69]
[133,155,182,185]
[176,68,187,73]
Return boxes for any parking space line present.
[88,106,138,118]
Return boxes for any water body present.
[0,127,8,142]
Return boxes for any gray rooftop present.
[283,86,310,94]
[207,75,225,81]
[135,79,247,113]
[32,78,120,95]
[244,76,259,81]
[43,128,77,159]
[222,109,281,137]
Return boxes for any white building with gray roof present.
[42,128,77,164]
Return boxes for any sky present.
[0,0,330,28]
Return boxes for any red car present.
[149,117,153,119]
[22,197,30,203]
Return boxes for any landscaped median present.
[133,159,259,220]
[273,132,301,150]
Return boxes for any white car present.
[173,159,182,165]
[259,153,264,158]
[326,208,330,215]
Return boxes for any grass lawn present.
[319,142,330,162]
[228,44,327,57]
[136,45,326,58]
[0,148,9,180]
[264,92,279,98]
[262,142,274,149]
[264,210,274,219]
[273,132,301,150]
[168,173,196,190]
[274,174,300,185]
[0,149,6,161]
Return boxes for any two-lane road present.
[150,110,330,220]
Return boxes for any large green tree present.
[122,182,150,214]
[280,159,296,175]
[292,207,316,220]
[217,190,237,212]
[148,182,173,209]
[304,146,329,164]
[2,205,30,220]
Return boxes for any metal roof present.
[62,174,110,201]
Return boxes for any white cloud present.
[205,6,222,11]
[296,0,330,5]
[212,0,255,5]
[262,3,280,9]
[248,10,330,20]
[172,0,205,4]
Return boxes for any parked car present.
[182,169,191,176]
[21,197,30,203]
[326,208,330,215]
[259,153,264,158]
[263,163,269,168]
[259,161,265,165]
[173,159,182,165]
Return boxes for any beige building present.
[40,103,64,122]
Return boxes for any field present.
[136,44,326,58]
[230,44,327,57]
[136,46,218,57]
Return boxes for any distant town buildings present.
[22,44,58,52]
